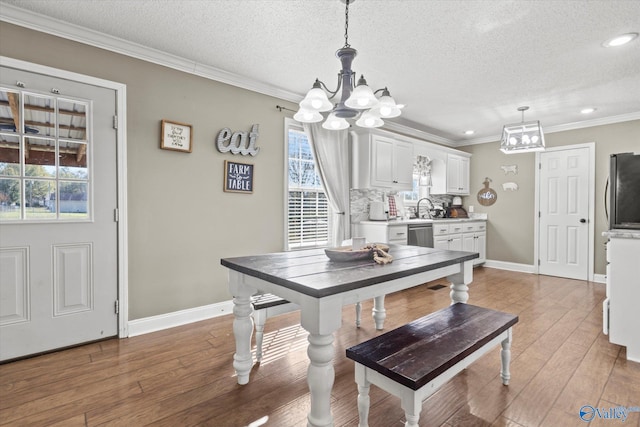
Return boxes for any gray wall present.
[1,23,299,319]
[460,119,640,275]
[2,23,638,322]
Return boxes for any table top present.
[221,245,478,298]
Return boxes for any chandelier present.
[500,106,545,154]
[293,0,403,130]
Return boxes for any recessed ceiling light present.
[580,108,596,114]
[603,32,638,47]
[464,130,475,135]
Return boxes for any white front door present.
[538,147,591,280]
[0,66,118,361]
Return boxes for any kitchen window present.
[285,119,330,250]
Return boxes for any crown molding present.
[0,3,302,103]
[381,120,456,146]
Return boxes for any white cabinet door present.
[446,154,470,195]
[463,233,475,253]
[394,141,414,189]
[372,136,394,187]
[434,235,449,250]
[476,232,487,263]
[449,234,463,251]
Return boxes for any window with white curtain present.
[285,119,330,250]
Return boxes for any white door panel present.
[0,66,118,361]
[539,148,590,280]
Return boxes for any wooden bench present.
[251,293,369,362]
[345,303,518,427]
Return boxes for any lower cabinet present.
[433,222,462,251]
[354,222,408,245]
[434,221,486,265]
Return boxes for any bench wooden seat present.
[346,303,518,427]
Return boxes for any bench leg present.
[355,302,362,328]
[354,364,370,427]
[501,328,512,385]
[253,309,266,362]
[372,295,386,330]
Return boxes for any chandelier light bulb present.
[322,113,349,130]
[355,111,384,128]
[293,108,323,123]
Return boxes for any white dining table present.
[220,244,478,427]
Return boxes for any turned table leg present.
[306,333,335,427]
[448,260,473,305]
[501,328,512,385]
[372,295,386,330]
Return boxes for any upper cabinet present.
[446,154,470,195]
[352,131,413,191]
[351,128,471,195]
[431,153,470,195]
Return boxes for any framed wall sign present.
[224,160,254,193]
[161,119,192,153]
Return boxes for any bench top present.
[346,303,518,390]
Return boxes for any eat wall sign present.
[216,124,260,156]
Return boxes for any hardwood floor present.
[2,267,639,426]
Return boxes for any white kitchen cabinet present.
[603,231,640,362]
[435,220,486,265]
[431,153,470,195]
[446,154,470,194]
[352,131,413,191]
[432,222,463,251]
[355,222,408,245]
[461,221,486,265]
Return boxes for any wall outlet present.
[468,205,474,213]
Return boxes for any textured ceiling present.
[1,0,639,145]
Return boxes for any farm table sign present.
[224,160,254,193]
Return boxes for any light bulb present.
[532,135,539,143]
[379,106,392,117]
[311,99,322,109]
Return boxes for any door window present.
[0,88,90,221]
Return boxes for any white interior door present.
[538,147,590,280]
[0,66,118,361]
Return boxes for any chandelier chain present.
[344,0,350,48]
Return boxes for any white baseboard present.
[484,259,536,274]
[592,273,606,284]
[127,300,234,337]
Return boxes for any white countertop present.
[602,230,640,239]
[359,217,487,226]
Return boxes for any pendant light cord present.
[344,0,350,48]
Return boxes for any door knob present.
[580,218,587,223]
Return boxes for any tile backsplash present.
[350,189,453,223]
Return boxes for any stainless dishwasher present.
[407,223,434,247]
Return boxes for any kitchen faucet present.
[416,198,434,219]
